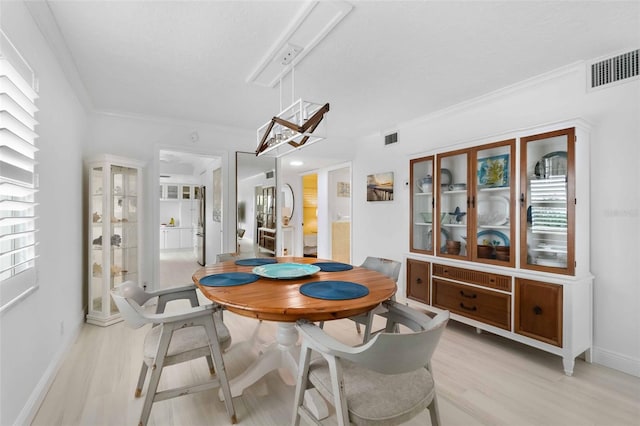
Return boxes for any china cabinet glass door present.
[520,128,575,275]
[410,156,434,253]
[88,157,143,326]
[471,140,515,266]
[436,149,469,258]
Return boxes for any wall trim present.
[592,346,640,377]
[91,109,253,138]
[13,309,85,425]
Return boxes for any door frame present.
[152,145,229,290]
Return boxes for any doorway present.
[157,150,222,289]
[328,166,351,263]
[302,173,318,257]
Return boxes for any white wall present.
[0,2,88,424]
[351,64,640,376]
[85,113,254,285]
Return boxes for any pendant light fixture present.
[256,67,329,157]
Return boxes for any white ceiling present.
[36,1,640,153]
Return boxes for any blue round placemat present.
[235,258,278,266]
[200,272,260,287]
[312,262,354,272]
[300,281,369,300]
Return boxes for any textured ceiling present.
[41,1,640,144]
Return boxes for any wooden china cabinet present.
[406,121,592,376]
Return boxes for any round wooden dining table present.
[192,256,397,398]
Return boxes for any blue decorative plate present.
[199,272,260,287]
[235,258,278,266]
[477,229,510,247]
[300,281,369,300]
[312,262,353,272]
[252,263,321,279]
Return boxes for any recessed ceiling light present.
[290,160,304,167]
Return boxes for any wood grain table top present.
[193,257,397,322]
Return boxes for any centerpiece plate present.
[253,262,321,279]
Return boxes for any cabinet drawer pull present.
[416,278,423,284]
[460,290,477,299]
[459,302,477,311]
[533,305,543,315]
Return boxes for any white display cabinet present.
[87,155,144,326]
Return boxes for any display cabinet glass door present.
[520,128,575,275]
[472,140,515,266]
[410,156,434,253]
[436,149,469,258]
[88,159,142,326]
[90,166,105,316]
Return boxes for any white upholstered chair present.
[292,301,449,426]
[111,281,236,425]
[349,256,402,342]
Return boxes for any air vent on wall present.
[385,132,398,145]
[266,170,275,179]
[589,49,639,89]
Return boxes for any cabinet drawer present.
[406,259,430,304]
[433,278,511,330]
[515,279,563,347]
[433,263,511,292]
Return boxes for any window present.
[0,30,39,313]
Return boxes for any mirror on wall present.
[281,183,294,225]
[236,152,277,256]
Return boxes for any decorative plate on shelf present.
[477,154,509,187]
[477,196,510,226]
[252,263,320,279]
[477,229,510,247]
[440,168,453,186]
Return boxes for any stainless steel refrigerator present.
[196,186,206,265]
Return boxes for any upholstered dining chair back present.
[111,281,237,425]
[348,256,402,342]
[293,301,449,426]
[360,256,402,282]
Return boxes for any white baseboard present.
[14,309,85,425]
[592,346,640,377]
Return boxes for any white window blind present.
[0,30,39,314]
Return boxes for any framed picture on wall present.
[337,181,350,197]
[367,172,394,201]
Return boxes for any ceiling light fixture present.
[256,66,329,157]
[252,1,351,157]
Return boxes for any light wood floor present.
[33,256,640,426]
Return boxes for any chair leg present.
[318,321,325,329]
[327,357,349,426]
[362,313,375,343]
[205,320,236,424]
[139,326,172,426]
[428,394,441,426]
[292,343,313,426]
[355,322,361,334]
[135,361,148,397]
